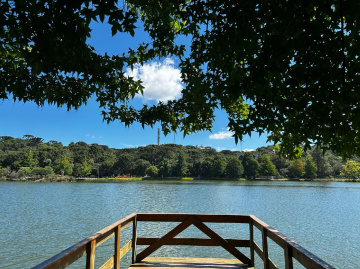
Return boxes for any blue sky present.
[0,19,270,151]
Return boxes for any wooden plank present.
[191,216,251,265]
[129,257,254,269]
[250,215,335,269]
[99,256,114,269]
[253,242,263,260]
[132,215,137,264]
[114,225,121,269]
[121,220,133,231]
[32,213,335,269]
[120,240,132,260]
[32,213,136,269]
[291,244,334,269]
[137,237,250,247]
[86,240,96,269]
[136,213,251,223]
[262,228,269,269]
[31,241,88,269]
[96,231,114,247]
[135,215,195,262]
[269,260,278,269]
[249,219,255,267]
[284,244,293,269]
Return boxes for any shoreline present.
[0,177,348,183]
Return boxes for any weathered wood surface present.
[136,213,251,223]
[249,215,334,269]
[190,216,251,265]
[129,257,254,269]
[136,215,195,262]
[31,213,336,269]
[137,238,250,247]
[32,213,136,269]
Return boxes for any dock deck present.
[32,213,335,269]
[130,257,254,269]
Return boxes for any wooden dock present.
[32,213,335,269]
[130,257,254,269]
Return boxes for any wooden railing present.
[32,213,335,269]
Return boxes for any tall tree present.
[225,157,243,178]
[158,158,172,178]
[288,159,305,179]
[172,152,188,177]
[340,161,360,181]
[114,154,135,175]
[76,157,92,177]
[311,149,331,178]
[304,154,317,179]
[145,165,158,177]
[133,159,151,177]
[2,1,360,157]
[242,152,259,180]
[212,156,226,178]
[56,155,73,176]
[259,154,277,177]
[21,149,38,168]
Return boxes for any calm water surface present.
[1,180,359,268]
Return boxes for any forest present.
[1,135,360,182]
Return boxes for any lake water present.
[1,180,359,268]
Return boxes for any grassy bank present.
[1,176,350,182]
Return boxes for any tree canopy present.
[2,0,360,157]
[0,135,357,180]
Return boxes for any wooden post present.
[262,228,269,269]
[114,225,121,269]
[284,243,294,269]
[132,215,138,263]
[249,219,255,267]
[86,239,96,269]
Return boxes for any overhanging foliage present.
[1,0,360,157]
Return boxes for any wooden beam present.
[96,232,114,247]
[284,243,293,269]
[121,220,133,231]
[262,228,269,269]
[129,257,253,269]
[191,216,251,265]
[135,216,195,262]
[120,240,132,260]
[132,215,137,264]
[99,256,114,269]
[136,213,250,223]
[137,237,250,247]
[249,215,335,269]
[249,219,255,267]
[114,225,121,269]
[32,213,136,269]
[85,240,96,269]
[253,242,263,260]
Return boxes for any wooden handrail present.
[31,213,335,269]
[249,215,335,269]
[136,213,251,223]
[32,213,136,269]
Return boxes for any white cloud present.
[126,58,183,102]
[122,143,146,148]
[242,149,255,152]
[209,129,234,140]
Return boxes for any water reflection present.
[0,181,358,268]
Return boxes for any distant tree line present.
[0,135,359,181]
